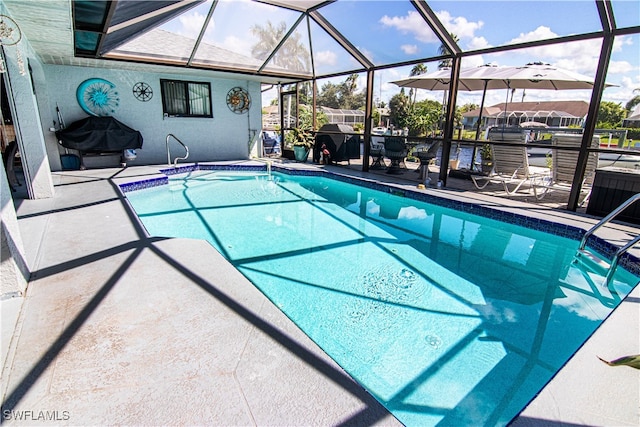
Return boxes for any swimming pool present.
[122,166,639,426]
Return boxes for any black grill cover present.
[56,116,143,153]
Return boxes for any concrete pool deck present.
[2,161,639,426]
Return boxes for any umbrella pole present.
[501,80,511,131]
[471,80,489,171]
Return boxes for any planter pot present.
[449,159,460,170]
[282,148,295,160]
[293,145,310,162]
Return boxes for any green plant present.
[292,127,314,149]
[480,144,492,161]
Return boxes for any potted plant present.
[480,143,493,174]
[292,127,314,162]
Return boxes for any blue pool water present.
[124,169,638,426]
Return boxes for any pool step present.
[573,248,610,274]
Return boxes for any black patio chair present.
[384,137,408,174]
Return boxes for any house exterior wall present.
[42,65,263,168]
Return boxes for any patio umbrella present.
[391,62,616,136]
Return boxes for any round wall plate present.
[226,87,251,114]
[76,78,120,116]
[133,82,153,102]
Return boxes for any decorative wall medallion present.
[0,15,22,46]
[226,87,251,114]
[76,78,120,116]
[132,82,153,102]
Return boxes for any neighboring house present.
[319,106,365,127]
[462,100,590,129]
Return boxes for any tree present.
[317,82,341,108]
[251,21,310,72]
[625,88,640,115]
[408,63,427,108]
[406,99,441,136]
[317,74,366,110]
[388,89,412,129]
[438,33,459,70]
[437,33,459,130]
[597,101,626,128]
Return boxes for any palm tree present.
[438,33,459,70]
[408,63,427,108]
[251,21,310,72]
[625,88,640,115]
[437,33,459,131]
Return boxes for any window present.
[160,79,212,118]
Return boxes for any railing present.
[251,157,273,180]
[166,134,189,167]
[576,193,640,285]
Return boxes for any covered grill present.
[56,116,143,153]
[313,123,360,164]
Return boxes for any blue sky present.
[159,0,639,111]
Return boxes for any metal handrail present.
[579,193,640,251]
[166,134,189,167]
[605,234,640,285]
[576,193,640,285]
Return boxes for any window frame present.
[160,79,213,118]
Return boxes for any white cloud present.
[380,11,440,44]
[398,206,428,220]
[221,35,252,57]
[316,50,337,66]
[401,44,418,55]
[178,11,208,39]
[603,60,634,75]
[508,26,557,45]
[434,10,483,40]
[467,36,491,51]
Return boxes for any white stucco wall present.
[0,160,28,296]
[42,65,263,168]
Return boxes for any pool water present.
[125,170,638,426]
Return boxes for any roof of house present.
[463,100,590,118]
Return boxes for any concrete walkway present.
[2,162,638,426]
[1,166,398,426]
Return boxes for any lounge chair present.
[471,128,550,195]
[535,133,600,204]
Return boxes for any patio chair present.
[384,136,408,174]
[535,133,600,205]
[262,131,280,156]
[370,135,386,169]
[414,140,441,184]
[471,130,550,195]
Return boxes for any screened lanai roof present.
[4,0,637,86]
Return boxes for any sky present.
[160,0,639,113]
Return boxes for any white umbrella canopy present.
[391,62,616,135]
[391,64,501,91]
[391,62,615,92]
[487,62,616,90]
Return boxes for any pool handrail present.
[577,193,640,285]
[166,133,189,167]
